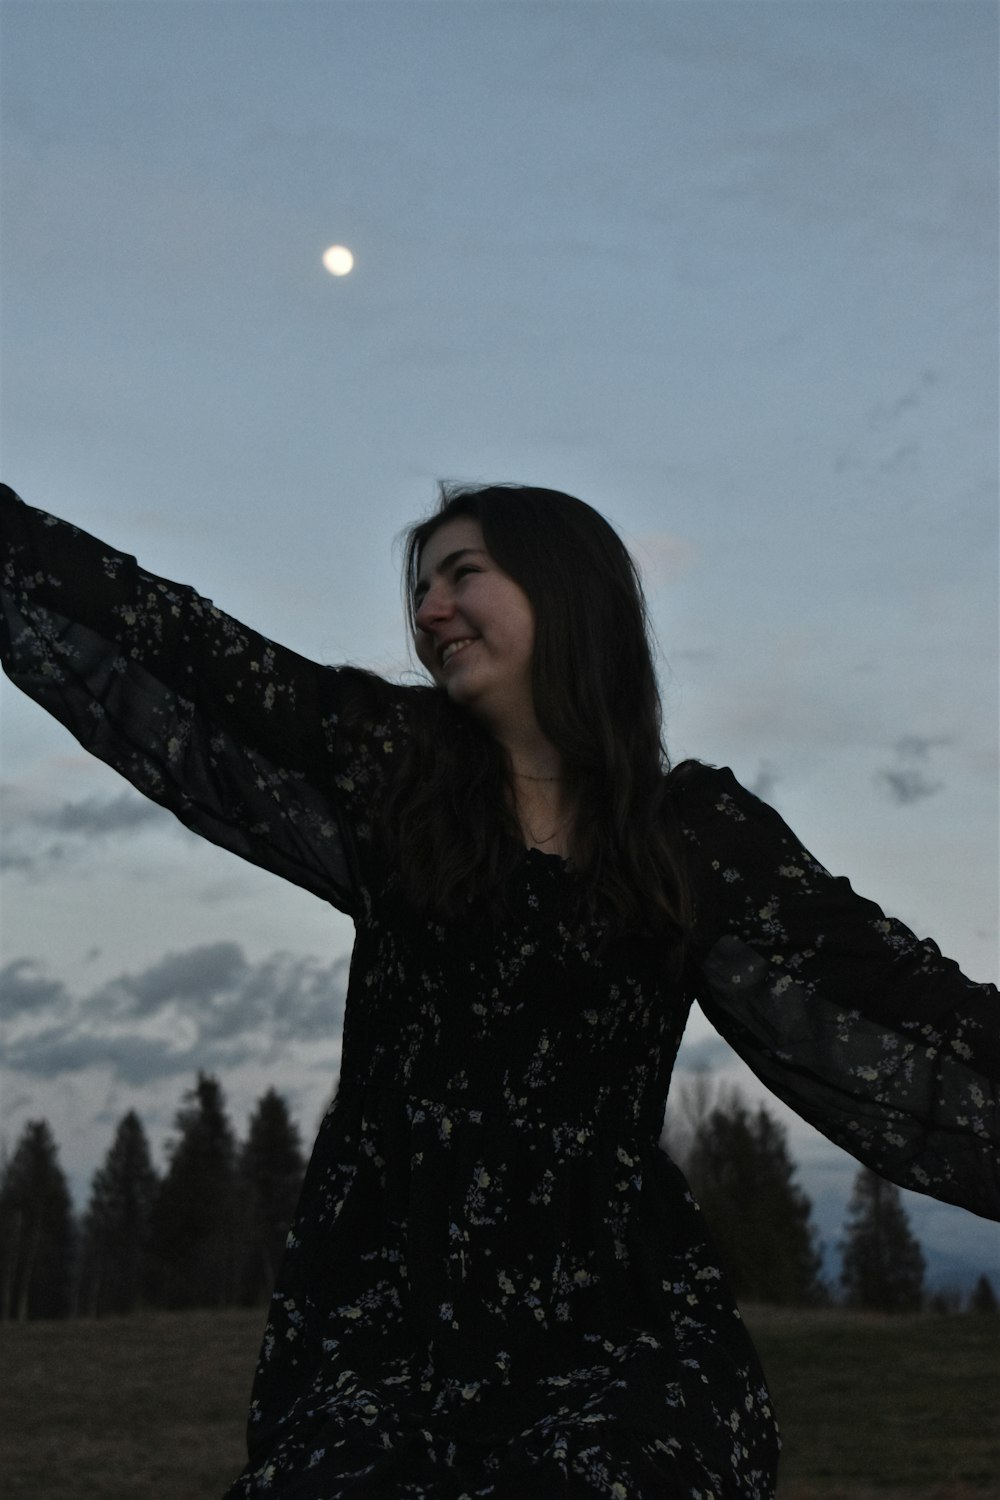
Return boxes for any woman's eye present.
[454,565,479,581]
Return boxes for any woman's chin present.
[443,673,480,705]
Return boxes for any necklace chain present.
[520,804,572,845]
[523,815,570,845]
[510,767,567,844]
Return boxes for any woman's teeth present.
[442,638,475,665]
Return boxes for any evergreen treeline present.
[0,1119,75,1319]
[838,1166,926,1312]
[664,1078,996,1319]
[683,1091,827,1305]
[1,1074,996,1320]
[0,1074,304,1320]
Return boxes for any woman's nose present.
[414,583,454,632]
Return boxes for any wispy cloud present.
[866,370,938,430]
[30,791,165,837]
[0,786,183,877]
[876,734,953,805]
[834,370,939,478]
[748,761,780,801]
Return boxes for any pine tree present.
[239,1088,306,1305]
[685,1092,826,1305]
[969,1274,998,1315]
[0,1119,75,1320]
[79,1110,159,1316]
[927,1287,962,1316]
[839,1166,925,1312]
[149,1073,240,1308]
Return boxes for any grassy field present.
[1,1305,997,1498]
[743,1306,999,1499]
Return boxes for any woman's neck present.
[505,754,575,857]
[479,710,575,854]
[495,722,564,785]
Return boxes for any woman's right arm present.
[0,483,402,917]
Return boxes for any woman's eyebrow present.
[413,548,486,602]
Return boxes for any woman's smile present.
[440,636,479,667]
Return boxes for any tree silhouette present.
[839,1167,925,1312]
[685,1090,826,1305]
[239,1088,306,1305]
[0,1119,75,1320]
[149,1073,240,1308]
[79,1110,159,1316]
[927,1286,963,1315]
[969,1274,998,1315]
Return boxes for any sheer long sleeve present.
[0,484,405,918]
[673,762,1000,1221]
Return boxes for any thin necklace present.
[523,811,571,845]
[510,768,569,844]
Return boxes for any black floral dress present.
[2,483,997,1500]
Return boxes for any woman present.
[1,479,997,1499]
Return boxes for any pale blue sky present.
[1,0,997,1288]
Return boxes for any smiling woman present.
[0,478,997,1500]
[386,484,693,930]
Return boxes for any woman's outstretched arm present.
[0,483,401,917]
[672,761,1000,1221]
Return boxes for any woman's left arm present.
[672,763,1000,1221]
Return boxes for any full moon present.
[322,244,354,276]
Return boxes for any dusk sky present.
[1,0,997,1289]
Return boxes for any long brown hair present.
[361,483,691,948]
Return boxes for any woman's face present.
[413,517,536,732]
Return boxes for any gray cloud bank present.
[2,943,349,1085]
[2,935,736,1091]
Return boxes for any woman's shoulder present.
[663,759,778,844]
[330,666,464,748]
[665,757,743,804]
[330,665,432,716]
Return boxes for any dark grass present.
[744,1305,1000,1498]
[0,1308,259,1499]
[1,1306,997,1498]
